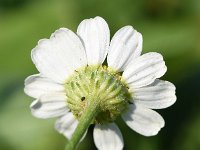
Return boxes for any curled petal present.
[122,104,165,136]
[93,123,123,150]
[77,16,110,65]
[30,93,68,119]
[31,28,87,83]
[24,74,65,99]
[108,26,142,71]
[123,52,167,88]
[132,79,176,109]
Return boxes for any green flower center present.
[65,65,132,124]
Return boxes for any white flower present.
[24,16,176,150]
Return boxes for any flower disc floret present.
[65,65,132,124]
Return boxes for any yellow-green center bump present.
[65,65,132,124]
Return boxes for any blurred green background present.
[0,0,200,149]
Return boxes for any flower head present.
[24,16,176,150]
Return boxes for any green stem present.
[65,100,99,150]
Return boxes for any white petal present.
[132,79,176,109]
[55,112,78,139]
[123,52,167,88]
[30,93,68,119]
[122,104,165,136]
[77,16,110,65]
[93,123,123,150]
[31,28,87,83]
[108,26,142,71]
[24,74,65,99]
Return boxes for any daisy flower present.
[24,16,176,150]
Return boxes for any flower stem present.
[65,100,99,150]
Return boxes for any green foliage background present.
[0,0,200,149]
